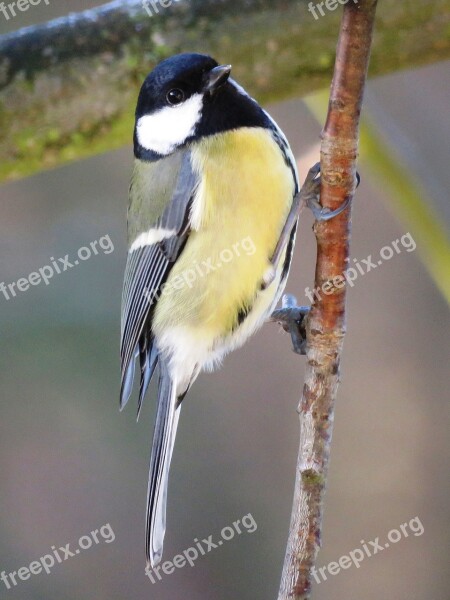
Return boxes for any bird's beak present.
[203,64,232,94]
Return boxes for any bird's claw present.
[300,162,360,222]
[308,194,351,222]
[270,295,310,355]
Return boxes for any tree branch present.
[277,1,378,598]
[0,0,449,182]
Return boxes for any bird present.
[120,52,347,567]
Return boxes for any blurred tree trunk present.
[0,0,448,182]
[277,1,378,598]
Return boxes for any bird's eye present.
[166,88,185,106]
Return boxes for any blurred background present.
[0,2,449,599]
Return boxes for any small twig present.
[277,2,378,599]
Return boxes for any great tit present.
[121,53,311,567]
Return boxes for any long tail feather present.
[145,358,181,567]
[137,341,158,421]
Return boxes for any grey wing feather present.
[120,150,198,410]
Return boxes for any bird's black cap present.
[134,53,271,160]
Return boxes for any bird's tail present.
[145,357,181,567]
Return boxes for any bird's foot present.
[299,162,360,221]
[270,294,310,355]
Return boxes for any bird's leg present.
[265,163,357,289]
[268,164,360,348]
[270,295,310,355]
[266,165,320,283]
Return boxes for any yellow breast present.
[153,127,295,339]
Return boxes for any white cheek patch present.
[136,93,204,156]
[130,228,176,252]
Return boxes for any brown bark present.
[278,2,378,598]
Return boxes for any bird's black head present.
[134,53,269,161]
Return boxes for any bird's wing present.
[263,117,300,282]
[120,150,198,411]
